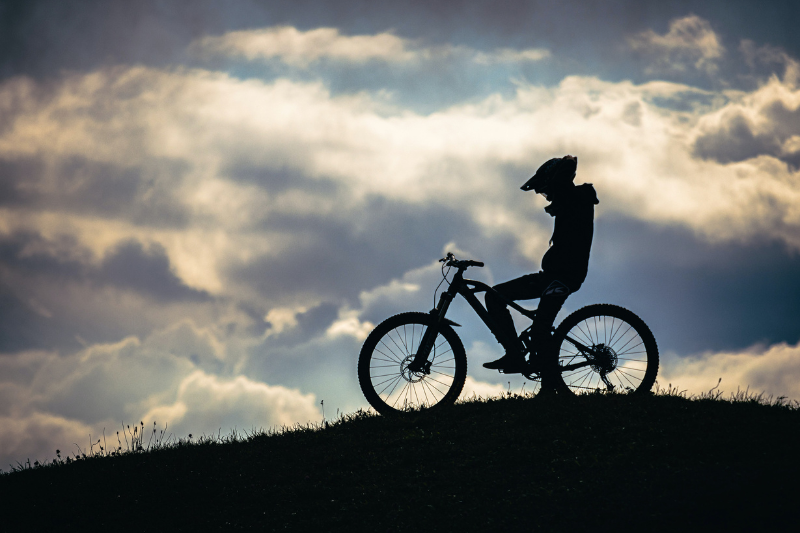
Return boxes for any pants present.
[484,271,583,352]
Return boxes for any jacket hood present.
[573,183,599,205]
[544,183,598,216]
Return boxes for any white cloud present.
[473,47,551,65]
[191,26,419,66]
[0,412,95,467]
[740,39,800,87]
[460,376,507,400]
[3,59,799,297]
[0,322,321,468]
[2,23,800,469]
[629,15,724,75]
[326,312,375,341]
[264,305,308,336]
[141,370,320,433]
[191,25,549,68]
[692,73,800,167]
[660,341,800,400]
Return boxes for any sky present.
[1,0,799,468]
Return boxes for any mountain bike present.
[358,253,659,415]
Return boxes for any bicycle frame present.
[410,264,598,374]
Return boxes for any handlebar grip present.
[471,261,484,267]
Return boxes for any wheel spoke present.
[421,378,443,400]
[422,378,448,396]
[379,375,403,396]
[550,306,658,396]
[616,340,645,356]
[575,322,594,345]
[359,315,465,413]
[614,368,639,389]
[608,317,624,346]
[376,343,403,363]
[391,382,410,408]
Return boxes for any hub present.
[589,343,618,374]
[401,355,429,382]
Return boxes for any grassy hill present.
[2,389,799,532]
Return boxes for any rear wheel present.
[358,312,467,415]
[552,304,658,395]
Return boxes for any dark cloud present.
[246,332,363,406]
[0,232,210,353]
[0,156,191,227]
[0,285,59,353]
[265,302,339,346]
[0,232,206,302]
[693,104,800,169]
[231,196,487,305]
[572,216,800,355]
[99,240,209,302]
[646,90,722,112]
[0,231,88,280]
[4,0,799,93]
[0,0,218,79]
[223,162,340,195]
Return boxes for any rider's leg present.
[531,280,569,342]
[529,278,581,362]
[484,274,549,370]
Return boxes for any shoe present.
[483,352,526,373]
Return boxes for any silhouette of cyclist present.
[483,155,598,374]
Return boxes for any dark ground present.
[2,392,799,532]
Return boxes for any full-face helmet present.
[521,155,577,199]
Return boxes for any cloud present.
[660,341,800,400]
[4,57,796,272]
[0,320,321,468]
[629,15,724,76]
[2,50,800,356]
[325,312,375,341]
[739,39,800,87]
[470,47,550,65]
[460,376,506,400]
[191,26,419,66]
[3,21,800,469]
[0,412,95,468]
[191,25,549,68]
[693,75,800,169]
[141,370,321,432]
[100,239,210,302]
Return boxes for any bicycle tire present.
[358,312,467,415]
[552,304,659,395]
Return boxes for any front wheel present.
[358,312,467,415]
[552,304,659,395]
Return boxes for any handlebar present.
[439,252,484,269]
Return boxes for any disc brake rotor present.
[400,355,426,383]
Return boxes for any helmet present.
[521,155,577,198]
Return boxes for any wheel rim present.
[558,314,650,393]
[368,322,458,410]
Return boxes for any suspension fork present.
[407,278,460,374]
